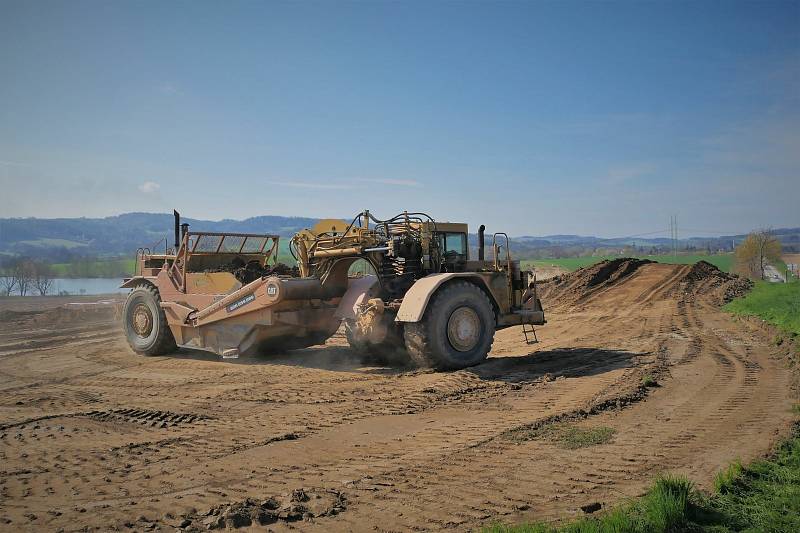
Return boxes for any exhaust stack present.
[174,210,180,251]
[478,224,486,261]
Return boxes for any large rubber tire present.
[403,281,495,370]
[123,283,177,356]
[344,319,409,366]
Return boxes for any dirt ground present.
[0,261,796,532]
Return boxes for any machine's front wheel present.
[403,281,495,370]
[123,284,177,356]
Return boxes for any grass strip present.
[485,425,800,533]
[724,281,800,336]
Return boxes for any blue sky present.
[1,0,798,237]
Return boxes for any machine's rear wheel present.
[123,284,177,356]
[403,281,495,370]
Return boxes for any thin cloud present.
[605,163,656,185]
[158,82,183,96]
[266,178,420,189]
[0,160,29,167]
[266,181,353,190]
[355,178,421,187]
[139,181,161,193]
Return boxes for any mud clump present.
[674,260,752,305]
[173,488,347,530]
[538,258,653,308]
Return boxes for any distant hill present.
[0,212,798,261]
[0,213,318,259]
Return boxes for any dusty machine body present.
[122,210,545,369]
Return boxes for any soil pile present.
[673,260,752,304]
[538,258,653,307]
[538,258,752,309]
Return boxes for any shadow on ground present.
[472,347,646,383]
[165,343,645,382]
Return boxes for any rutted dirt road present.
[0,261,795,531]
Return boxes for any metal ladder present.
[522,323,538,345]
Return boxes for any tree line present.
[0,258,54,296]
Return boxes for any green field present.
[50,258,136,278]
[523,254,734,274]
[17,238,88,249]
[725,280,800,336]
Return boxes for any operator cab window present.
[439,232,467,262]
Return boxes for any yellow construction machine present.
[121,210,545,370]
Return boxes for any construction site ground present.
[0,260,796,532]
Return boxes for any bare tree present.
[12,259,34,296]
[734,229,782,280]
[0,273,15,296]
[32,262,54,296]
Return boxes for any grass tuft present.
[713,459,743,494]
[641,374,658,388]
[559,426,617,450]
[511,423,616,449]
[640,474,694,531]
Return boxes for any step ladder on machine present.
[514,310,540,345]
[522,323,538,345]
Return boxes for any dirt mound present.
[673,260,752,304]
[538,259,752,309]
[538,258,653,307]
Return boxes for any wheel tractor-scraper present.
[121,210,545,370]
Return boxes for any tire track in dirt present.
[633,264,692,304]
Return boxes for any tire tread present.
[403,281,494,370]
[124,283,177,356]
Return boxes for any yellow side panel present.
[185,272,242,295]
